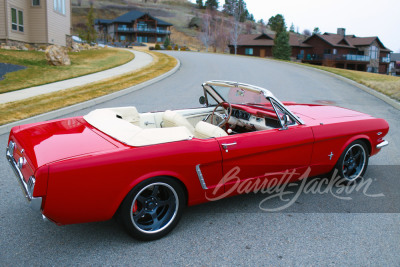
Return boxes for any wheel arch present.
[339,135,372,158]
[113,172,189,218]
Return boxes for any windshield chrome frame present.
[202,80,305,125]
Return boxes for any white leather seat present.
[162,110,195,134]
[194,121,228,139]
[84,109,193,146]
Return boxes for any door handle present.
[222,142,237,152]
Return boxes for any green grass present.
[0,48,134,94]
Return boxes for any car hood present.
[288,104,372,122]
[11,117,118,168]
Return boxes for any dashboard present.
[229,108,278,131]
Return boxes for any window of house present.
[138,22,147,30]
[333,49,337,55]
[157,37,162,43]
[32,0,40,6]
[323,49,331,54]
[54,0,66,15]
[137,36,148,43]
[11,8,24,32]
[245,48,253,55]
[120,35,126,41]
[369,46,378,59]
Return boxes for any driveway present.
[1,52,399,265]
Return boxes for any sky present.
[190,0,400,52]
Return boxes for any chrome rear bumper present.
[6,142,42,212]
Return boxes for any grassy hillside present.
[71,0,267,51]
[72,0,204,49]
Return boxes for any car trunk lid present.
[10,117,119,169]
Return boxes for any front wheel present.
[334,140,369,183]
[119,177,186,241]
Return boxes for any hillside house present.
[95,10,172,44]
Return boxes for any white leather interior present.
[107,106,140,124]
[84,108,193,146]
[162,110,195,134]
[194,121,228,139]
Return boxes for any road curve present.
[1,51,399,266]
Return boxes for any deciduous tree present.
[302,29,311,36]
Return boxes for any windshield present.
[212,85,269,105]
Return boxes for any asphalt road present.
[1,52,399,266]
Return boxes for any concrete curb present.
[0,57,181,136]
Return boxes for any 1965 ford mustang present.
[6,81,389,240]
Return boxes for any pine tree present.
[289,23,295,32]
[79,5,97,44]
[196,0,204,9]
[313,27,321,34]
[205,0,218,9]
[273,30,291,60]
[268,14,285,33]
[163,36,170,48]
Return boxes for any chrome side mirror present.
[280,114,290,130]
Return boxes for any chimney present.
[337,28,346,36]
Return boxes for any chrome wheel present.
[342,144,366,181]
[120,177,185,240]
[334,140,369,183]
[130,182,178,234]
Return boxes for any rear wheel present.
[120,177,186,241]
[334,140,369,183]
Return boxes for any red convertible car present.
[6,81,389,240]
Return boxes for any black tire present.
[119,177,186,241]
[334,140,369,183]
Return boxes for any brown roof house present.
[230,28,392,74]
[389,53,400,76]
[95,10,172,45]
[228,32,310,58]
[0,0,71,47]
[301,28,391,74]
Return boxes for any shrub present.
[167,45,172,50]
[155,43,161,50]
[174,45,179,50]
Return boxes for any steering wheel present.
[210,102,232,128]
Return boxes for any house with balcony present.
[0,0,71,47]
[95,10,172,44]
[230,28,392,74]
[228,32,311,58]
[301,28,391,74]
